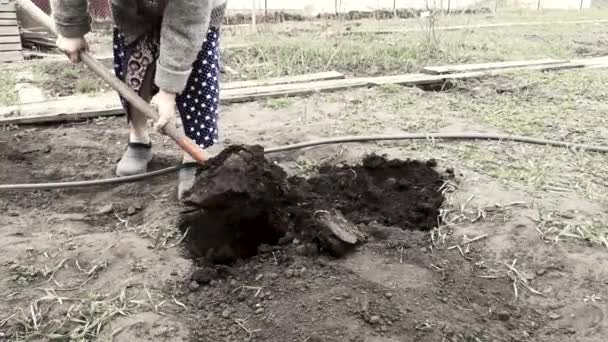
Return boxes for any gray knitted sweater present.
[50,0,227,94]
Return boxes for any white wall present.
[227,0,476,13]
[226,0,591,13]
[505,0,592,9]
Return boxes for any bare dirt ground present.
[2,66,608,341]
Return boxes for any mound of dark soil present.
[180,145,444,264]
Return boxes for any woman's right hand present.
[56,36,89,63]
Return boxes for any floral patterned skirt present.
[113,28,221,149]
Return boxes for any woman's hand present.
[56,36,89,63]
[151,90,177,134]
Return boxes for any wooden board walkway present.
[0,3,22,62]
[422,59,567,75]
[222,71,345,90]
[0,57,605,126]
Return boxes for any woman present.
[51,0,227,199]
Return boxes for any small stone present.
[257,244,273,253]
[380,326,388,332]
[237,292,247,302]
[255,308,264,314]
[385,292,393,299]
[566,328,576,335]
[285,269,294,278]
[127,206,137,216]
[133,202,143,210]
[293,238,301,245]
[97,204,113,215]
[295,245,308,255]
[496,311,510,321]
[369,316,381,325]
[536,268,546,276]
[188,281,200,291]
[222,309,231,318]
[548,312,561,320]
[306,243,319,255]
[170,270,178,276]
[315,258,329,267]
[269,273,279,280]
[440,297,448,303]
[192,267,218,285]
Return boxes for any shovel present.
[15,0,208,164]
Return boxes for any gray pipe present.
[2,133,607,191]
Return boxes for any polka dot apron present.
[112,28,220,149]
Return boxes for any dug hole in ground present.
[1,85,608,341]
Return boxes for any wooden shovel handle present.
[16,0,208,164]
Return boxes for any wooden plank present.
[0,26,19,36]
[0,3,16,12]
[222,78,374,104]
[422,59,567,75]
[222,71,345,90]
[0,19,17,26]
[0,12,17,19]
[0,50,22,62]
[585,64,608,70]
[508,62,585,73]
[572,56,608,66]
[0,58,597,125]
[0,108,124,125]
[0,35,20,43]
[0,43,22,51]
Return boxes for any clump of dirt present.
[180,145,444,264]
[180,145,290,264]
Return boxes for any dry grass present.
[221,12,608,80]
[0,70,17,106]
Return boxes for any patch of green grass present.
[76,78,99,94]
[378,84,404,94]
[294,157,320,176]
[61,66,80,80]
[264,97,293,109]
[0,71,17,106]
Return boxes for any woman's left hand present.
[151,90,178,134]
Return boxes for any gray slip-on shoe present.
[116,142,153,177]
[177,162,199,201]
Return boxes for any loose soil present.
[1,93,607,341]
[179,144,444,263]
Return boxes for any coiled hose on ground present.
[2,132,608,191]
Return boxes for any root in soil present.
[180,145,445,264]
